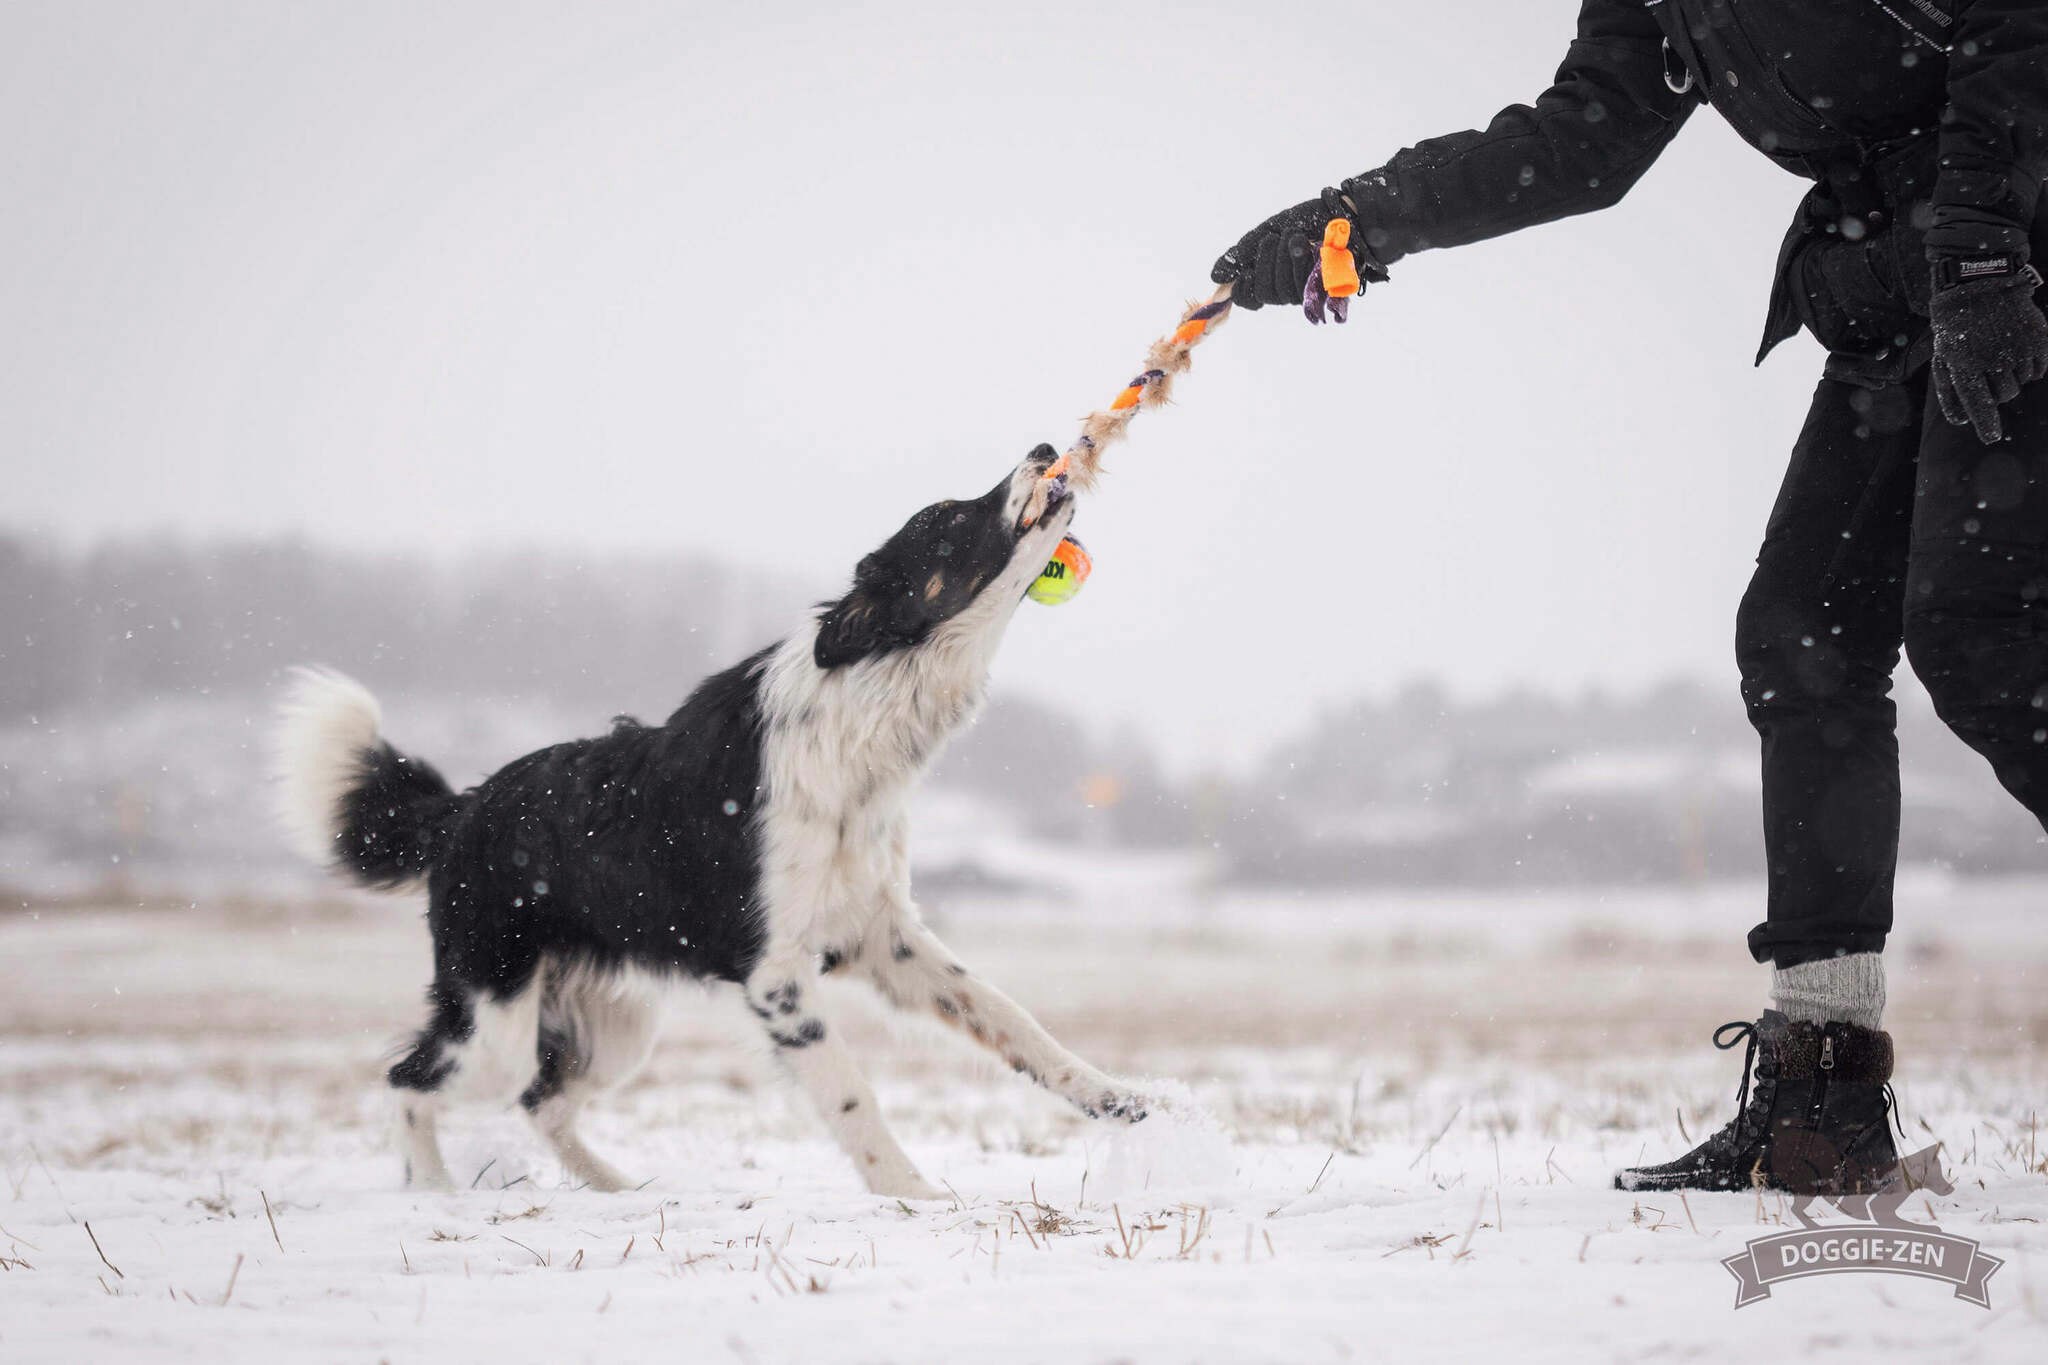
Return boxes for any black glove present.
[1929,255,2048,445]
[1211,186,1387,312]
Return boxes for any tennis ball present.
[1027,535,1091,606]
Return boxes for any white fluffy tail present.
[272,666,385,866]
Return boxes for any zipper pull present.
[1820,1036,1835,1071]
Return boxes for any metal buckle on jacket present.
[1662,38,1695,95]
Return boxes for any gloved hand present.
[1212,186,1387,312]
[1929,257,2048,445]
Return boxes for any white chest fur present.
[752,602,1005,949]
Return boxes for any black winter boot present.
[1615,1011,1899,1194]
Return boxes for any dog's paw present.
[869,1175,949,1203]
[403,1166,455,1194]
[574,1163,634,1194]
[1082,1088,1152,1124]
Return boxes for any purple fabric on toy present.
[1302,261,1347,326]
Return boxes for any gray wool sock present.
[1772,952,1886,1031]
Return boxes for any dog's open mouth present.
[1020,473,1071,532]
[1040,475,1071,517]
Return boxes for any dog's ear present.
[815,568,939,666]
[815,557,916,668]
[814,588,886,669]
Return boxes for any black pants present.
[1740,340,2048,967]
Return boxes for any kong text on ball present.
[1027,535,1091,606]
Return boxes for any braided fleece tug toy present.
[1019,217,1358,545]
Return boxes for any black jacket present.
[1342,1,2048,359]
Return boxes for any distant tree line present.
[5,533,2040,889]
[0,533,807,723]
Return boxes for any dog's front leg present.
[742,950,945,1201]
[865,919,1150,1123]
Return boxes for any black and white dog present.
[275,445,1146,1197]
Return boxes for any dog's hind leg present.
[519,961,662,1192]
[387,975,543,1191]
[387,981,468,1191]
[862,918,1150,1123]
[743,949,945,1200]
[392,1095,453,1192]
[524,1091,632,1193]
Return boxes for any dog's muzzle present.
[1020,473,1071,531]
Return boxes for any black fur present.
[387,979,474,1092]
[814,444,1060,669]
[366,649,775,1096]
[338,744,459,888]
[443,646,772,1000]
[769,1018,827,1049]
[321,443,1073,1146]
[518,1020,574,1111]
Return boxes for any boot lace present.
[1712,1020,1777,1143]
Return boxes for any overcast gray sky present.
[3,1,1835,765]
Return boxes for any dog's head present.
[813,444,1076,669]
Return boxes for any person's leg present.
[1738,377,1920,1010]
[1619,375,1916,1194]
[1901,307,2048,824]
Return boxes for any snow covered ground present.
[3,880,2046,1362]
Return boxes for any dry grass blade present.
[1383,1230,1450,1260]
[1452,1191,1486,1261]
[500,1235,548,1267]
[1025,1183,1074,1239]
[218,1252,244,1307]
[1176,1205,1211,1259]
[261,1190,284,1253]
[84,1221,123,1279]
[1409,1105,1464,1171]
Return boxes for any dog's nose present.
[1024,443,1059,473]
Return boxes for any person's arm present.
[1214,0,1698,309]
[1925,2,2048,445]
[1924,0,2048,261]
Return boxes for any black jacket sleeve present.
[1341,0,1698,266]
[1927,0,2048,259]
